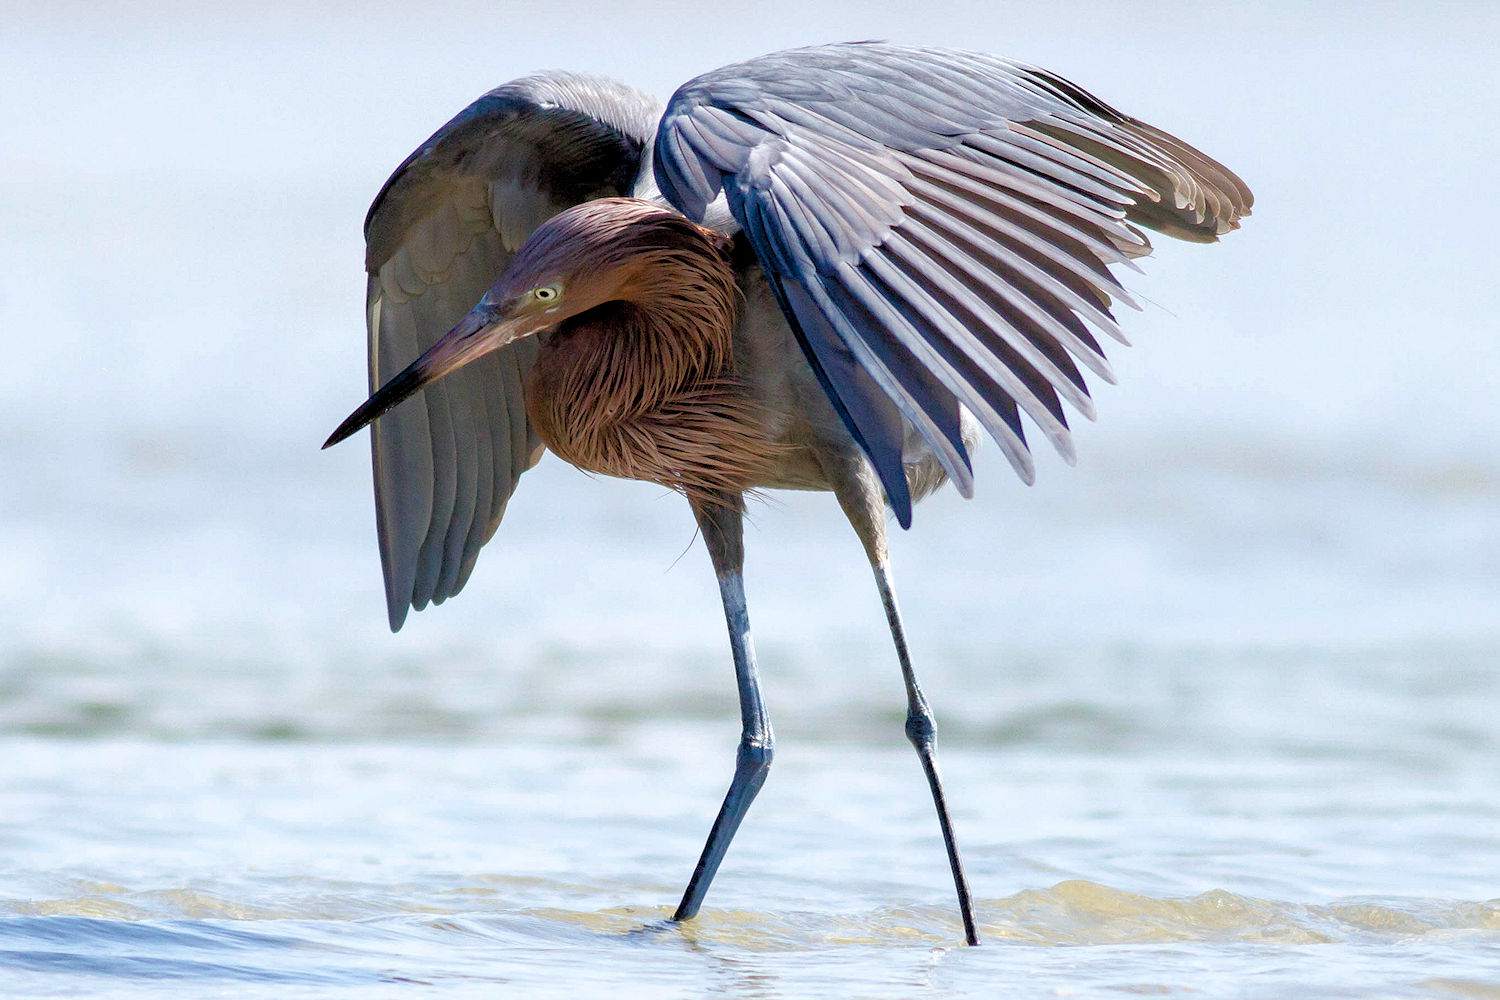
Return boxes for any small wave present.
[516,880,1500,950]
[8,880,1495,955]
[0,915,363,986]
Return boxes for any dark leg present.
[822,459,980,945]
[673,500,773,923]
[873,559,980,946]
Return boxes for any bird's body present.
[326,42,1252,946]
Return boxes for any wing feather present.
[364,73,658,629]
[654,42,1250,521]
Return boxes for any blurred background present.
[1,2,1497,997]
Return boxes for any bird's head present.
[324,198,716,450]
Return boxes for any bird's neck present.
[555,236,739,411]
[523,221,779,502]
[616,239,739,387]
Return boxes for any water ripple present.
[6,881,1496,956]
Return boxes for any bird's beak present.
[323,302,530,449]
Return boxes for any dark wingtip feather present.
[383,559,411,632]
[891,492,914,529]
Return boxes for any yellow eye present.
[533,285,561,303]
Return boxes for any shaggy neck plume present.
[550,208,739,416]
[522,202,781,504]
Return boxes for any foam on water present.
[7,881,1500,946]
[2,881,1498,998]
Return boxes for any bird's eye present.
[533,285,560,303]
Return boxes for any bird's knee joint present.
[737,736,773,775]
[905,712,936,749]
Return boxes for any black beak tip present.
[320,327,459,452]
[322,416,362,450]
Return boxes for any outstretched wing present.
[365,73,659,630]
[653,42,1251,526]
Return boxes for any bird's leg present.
[873,558,980,946]
[672,498,773,924]
[827,463,980,946]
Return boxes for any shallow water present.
[2,714,1499,998]
[4,468,1499,1000]
[5,3,1500,997]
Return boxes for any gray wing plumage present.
[365,73,659,630]
[653,42,1252,526]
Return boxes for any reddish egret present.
[325,42,1252,945]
